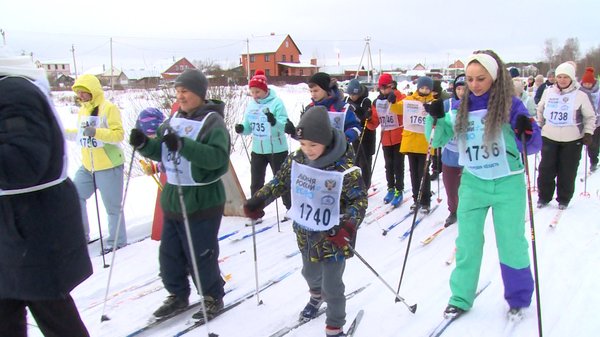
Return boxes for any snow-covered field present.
[29,85,600,337]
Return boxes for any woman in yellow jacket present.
[66,74,127,252]
[394,76,436,213]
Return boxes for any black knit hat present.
[308,72,331,93]
[432,80,443,94]
[174,69,208,99]
[296,106,333,145]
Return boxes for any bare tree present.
[579,45,600,77]
[544,38,556,69]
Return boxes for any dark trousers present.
[587,126,600,166]
[353,141,373,188]
[431,149,443,174]
[407,153,431,206]
[382,144,405,191]
[251,151,291,209]
[537,137,583,205]
[160,215,225,300]
[0,296,89,337]
[442,164,462,213]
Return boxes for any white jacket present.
[536,81,596,142]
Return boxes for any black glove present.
[129,128,148,149]
[243,196,266,220]
[514,115,533,140]
[387,92,397,104]
[426,99,445,119]
[364,107,372,121]
[163,132,183,152]
[235,124,244,134]
[265,111,276,126]
[284,119,296,136]
[582,133,593,146]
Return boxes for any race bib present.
[542,90,577,126]
[375,99,400,131]
[247,106,272,140]
[77,116,105,148]
[403,100,426,133]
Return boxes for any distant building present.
[161,57,196,82]
[40,61,71,77]
[240,34,318,78]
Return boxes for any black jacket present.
[0,76,92,300]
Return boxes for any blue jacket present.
[307,86,362,142]
[241,88,289,154]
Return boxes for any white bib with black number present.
[162,113,219,186]
[375,99,400,131]
[328,110,346,133]
[247,106,271,140]
[403,100,426,133]
[542,90,577,126]
[458,109,511,180]
[289,161,359,231]
[77,116,105,148]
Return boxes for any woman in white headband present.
[424,49,542,320]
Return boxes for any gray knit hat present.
[417,76,433,90]
[174,69,208,99]
[347,79,361,95]
[296,106,333,145]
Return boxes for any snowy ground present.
[28,85,600,337]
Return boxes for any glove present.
[387,92,397,104]
[83,127,96,137]
[235,124,244,134]
[243,196,266,220]
[163,132,183,152]
[345,129,358,142]
[326,221,356,249]
[582,133,593,146]
[284,119,296,136]
[129,128,148,149]
[265,111,276,126]
[427,99,445,119]
[514,115,534,140]
[364,107,372,121]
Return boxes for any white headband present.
[466,53,499,81]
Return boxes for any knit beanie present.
[309,72,331,92]
[416,76,433,90]
[296,106,333,146]
[136,107,165,136]
[555,62,576,81]
[453,73,466,87]
[249,69,268,92]
[581,67,596,85]
[509,67,520,78]
[378,73,393,88]
[174,69,208,99]
[347,79,361,95]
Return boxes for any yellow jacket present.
[66,74,124,171]
[394,91,435,154]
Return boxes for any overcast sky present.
[1,0,597,73]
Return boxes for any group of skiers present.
[1,39,597,336]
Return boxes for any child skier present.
[367,73,405,206]
[243,106,367,337]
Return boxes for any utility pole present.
[355,36,373,82]
[110,37,114,91]
[246,38,251,81]
[71,44,78,79]
[0,29,6,46]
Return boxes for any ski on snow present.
[345,310,365,337]
[398,205,440,241]
[549,209,564,228]
[426,281,491,337]
[230,223,276,242]
[125,268,297,337]
[502,308,525,337]
[421,221,450,245]
[267,284,369,337]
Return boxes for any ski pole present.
[581,146,590,197]
[89,140,109,268]
[353,118,369,163]
[168,127,216,337]
[265,108,281,233]
[368,133,383,185]
[250,218,264,306]
[100,149,135,322]
[345,242,416,313]
[240,133,252,165]
[395,120,437,298]
[436,148,442,203]
[521,133,544,337]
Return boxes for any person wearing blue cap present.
[345,79,375,187]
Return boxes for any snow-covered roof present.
[277,62,317,69]
[124,68,162,80]
[245,34,299,55]
[83,66,122,76]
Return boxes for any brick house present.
[161,57,196,82]
[240,34,318,78]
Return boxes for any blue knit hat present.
[416,76,433,90]
[136,107,165,136]
[347,79,361,95]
